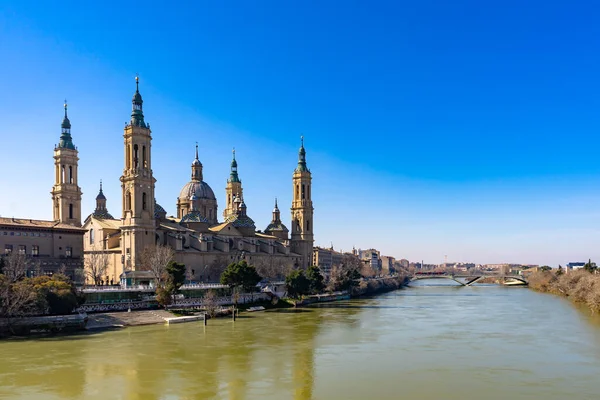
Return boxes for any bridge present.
[409,272,528,286]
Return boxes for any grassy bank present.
[529,270,600,313]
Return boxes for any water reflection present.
[2,287,600,400]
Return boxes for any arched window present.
[306,220,310,232]
[142,146,147,168]
[296,184,299,199]
[69,203,73,219]
[127,145,131,169]
[142,192,147,210]
[61,165,66,183]
[126,192,131,211]
[302,184,305,199]
[90,229,95,244]
[69,166,73,184]
[133,145,139,168]
[307,185,310,199]
[55,165,59,183]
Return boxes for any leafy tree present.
[155,286,172,308]
[285,270,310,299]
[0,274,82,317]
[166,261,186,292]
[540,265,552,272]
[163,261,186,305]
[31,274,82,315]
[584,259,597,273]
[220,261,262,293]
[306,265,325,294]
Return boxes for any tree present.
[3,252,28,283]
[328,254,362,292]
[285,270,310,299]
[556,265,564,276]
[155,286,172,308]
[30,274,83,315]
[0,275,44,318]
[85,246,110,285]
[203,289,219,318]
[141,245,175,286]
[584,259,597,274]
[306,265,325,294]
[164,261,186,305]
[220,261,262,293]
[540,265,552,272]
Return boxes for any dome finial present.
[275,197,278,209]
[64,99,68,118]
[100,179,103,193]
[195,142,199,161]
[135,73,139,92]
[301,135,304,148]
[232,147,236,160]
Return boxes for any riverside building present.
[82,78,315,284]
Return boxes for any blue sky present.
[1,1,600,266]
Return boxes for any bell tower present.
[290,137,314,268]
[119,76,156,270]
[51,101,82,226]
[223,148,243,219]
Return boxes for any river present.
[2,281,600,400]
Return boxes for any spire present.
[191,142,203,181]
[295,135,308,172]
[58,100,75,150]
[228,147,241,183]
[130,74,146,128]
[93,179,114,219]
[96,180,106,201]
[272,197,281,222]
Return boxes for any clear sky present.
[1,1,599,266]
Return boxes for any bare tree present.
[203,289,219,318]
[85,246,110,286]
[141,245,175,286]
[3,252,28,283]
[0,277,44,318]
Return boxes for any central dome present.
[179,181,216,201]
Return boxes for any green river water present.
[2,281,600,400]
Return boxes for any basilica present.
[65,78,315,284]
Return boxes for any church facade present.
[82,78,314,284]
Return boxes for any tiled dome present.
[180,210,209,224]
[179,181,216,201]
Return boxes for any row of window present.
[2,231,53,237]
[4,245,72,257]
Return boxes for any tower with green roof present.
[223,148,244,219]
[51,101,82,226]
[119,75,156,270]
[290,136,314,268]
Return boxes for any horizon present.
[1,1,600,266]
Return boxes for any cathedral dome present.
[265,221,289,233]
[179,181,216,201]
[180,210,209,224]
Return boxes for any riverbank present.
[351,275,409,296]
[528,270,600,313]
